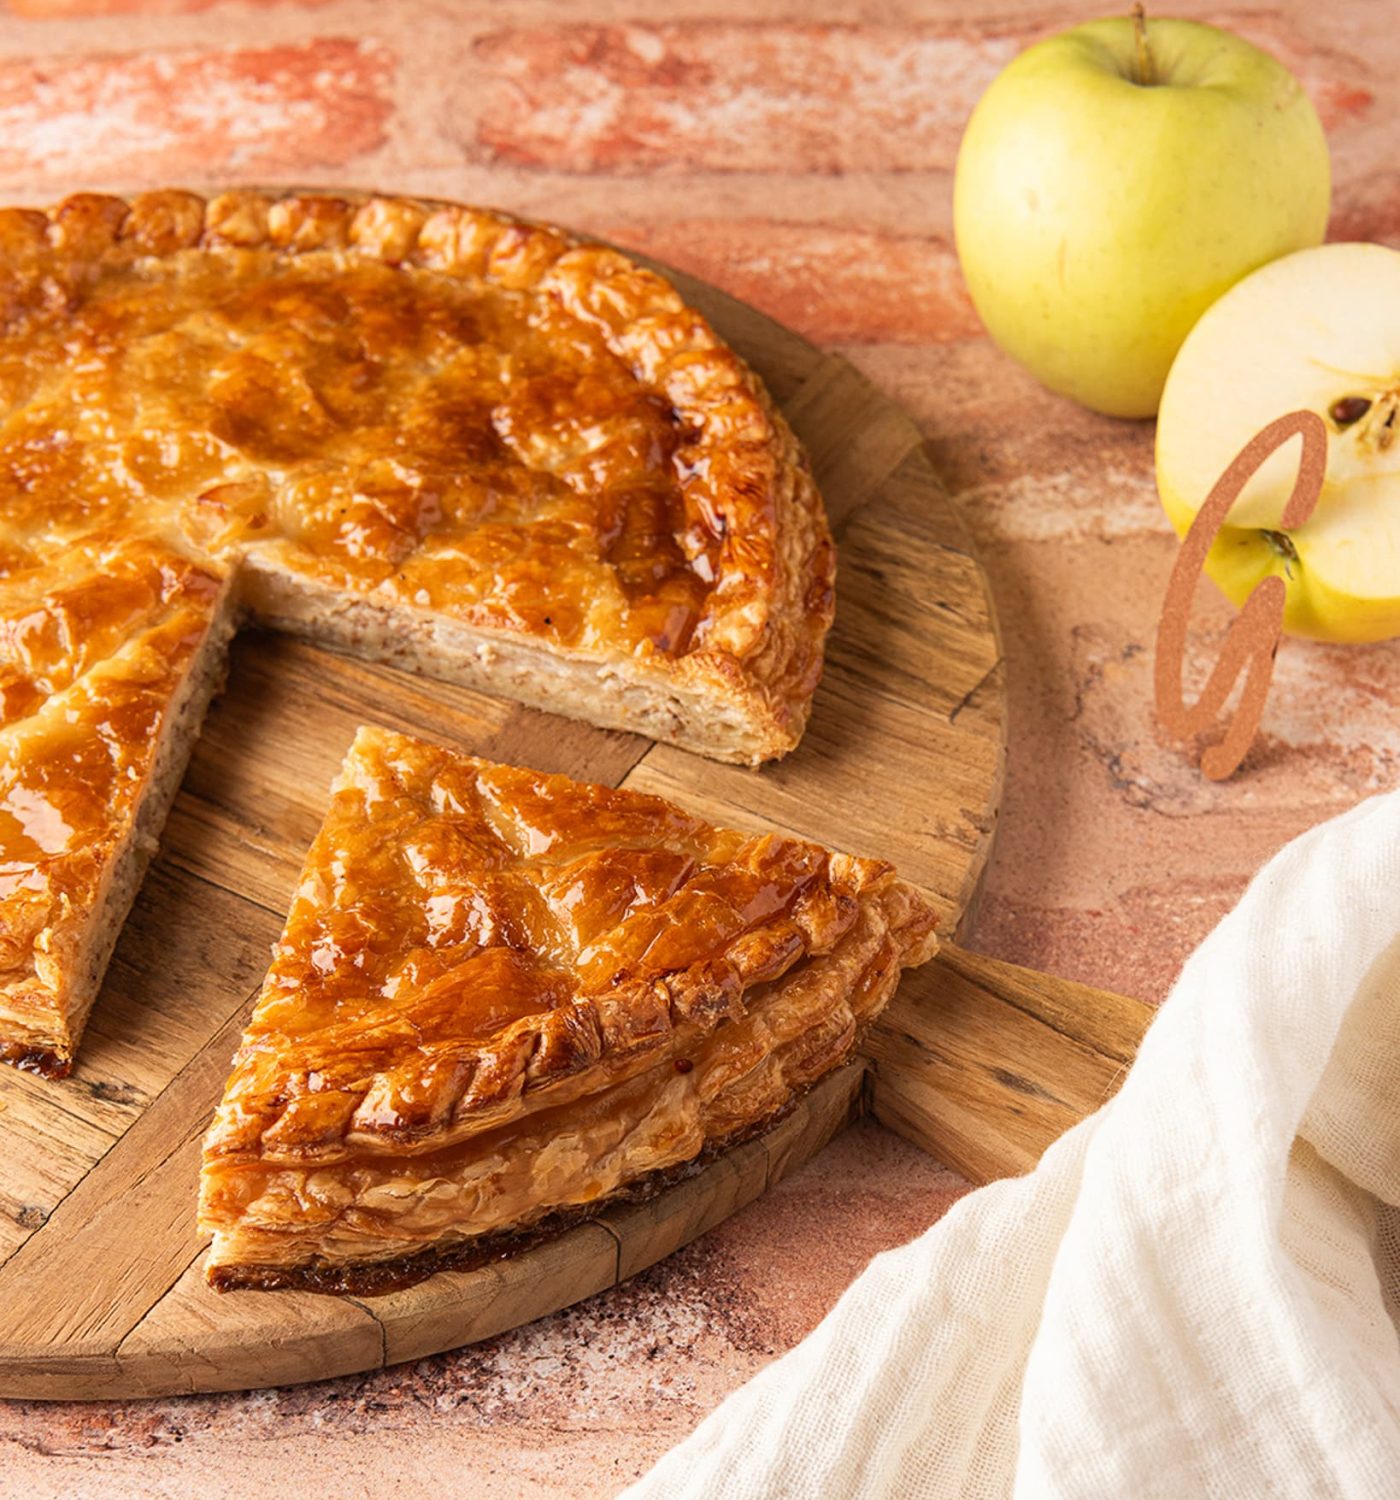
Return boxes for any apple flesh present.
[1157,241,1400,644]
[954,15,1330,419]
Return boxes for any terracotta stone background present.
[2,0,1398,1494]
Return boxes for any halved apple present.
[1157,242,1400,643]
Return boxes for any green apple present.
[1157,241,1400,643]
[953,13,1330,418]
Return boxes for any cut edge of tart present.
[197,726,937,1294]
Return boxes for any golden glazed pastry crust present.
[0,189,835,1074]
[0,189,833,760]
[198,727,938,1293]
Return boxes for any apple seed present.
[1328,395,1373,428]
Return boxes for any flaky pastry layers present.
[199,727,937,1294]
[0,188,835,1073]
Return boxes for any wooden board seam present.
[0,979,264,1352]
[163,815,293,922]
[112,1243,207,1364]
[594,1217,626,1283]
[948,657,1004,726]
[788,357,921,540]
[0,1080,128,1178]
[343,1296,390,1369]
[0,965,264,1281]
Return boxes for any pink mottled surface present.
[1,1,1397,1494]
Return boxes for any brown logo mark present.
[1154,409,1328,781]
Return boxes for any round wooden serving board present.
[0,246,1142,1401]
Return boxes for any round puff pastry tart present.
[0,190,836,1075]
[0,189,834,764]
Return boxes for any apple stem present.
[1131,3,1157,87]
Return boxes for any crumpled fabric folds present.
[624,792,1400,1499]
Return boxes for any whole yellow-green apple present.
[954,13,1330,419]
[1158,241,1400,643]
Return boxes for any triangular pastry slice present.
[0,533,236,1075]
[199,727,937,1293]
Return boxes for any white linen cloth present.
[623,793,1400,1498]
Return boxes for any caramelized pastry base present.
[204,1096,802,1297]
[0,1040,66,1077]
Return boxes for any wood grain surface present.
[869,946,1152,1185]
[0,250,1026,1400]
